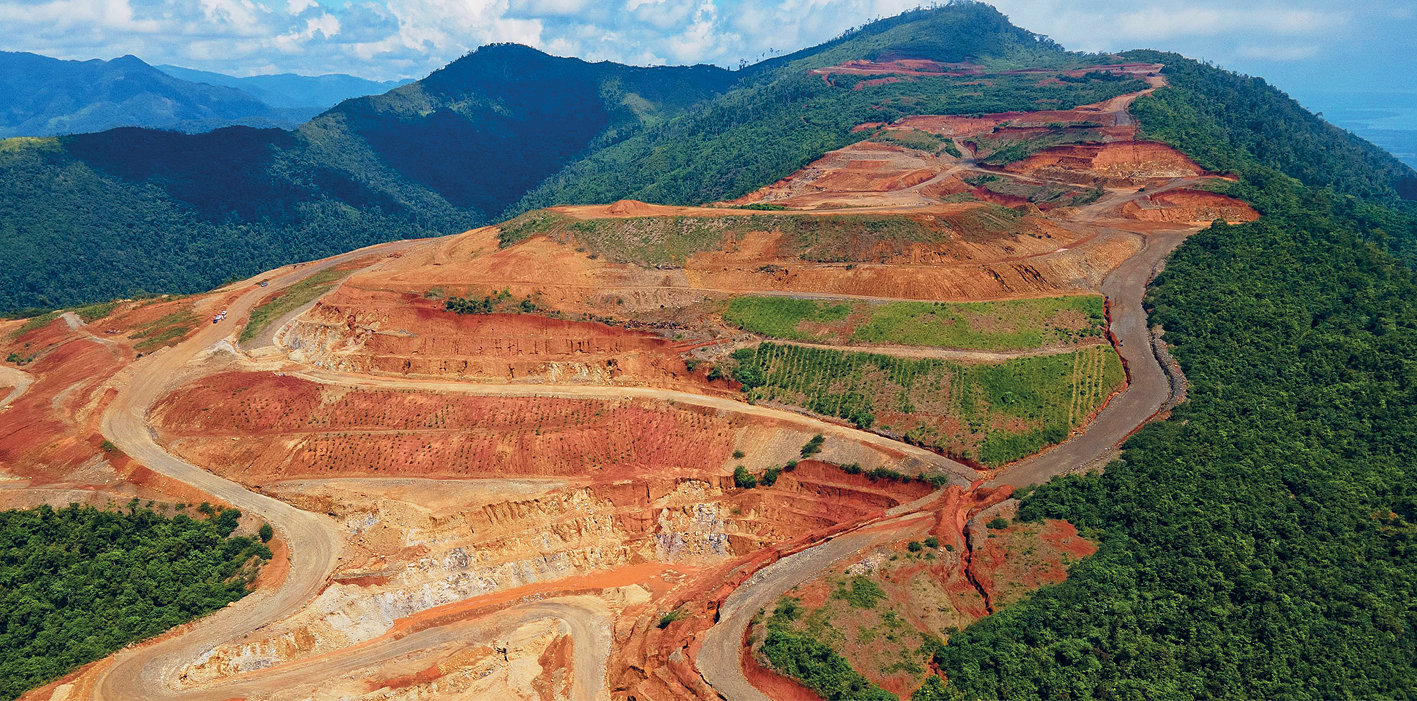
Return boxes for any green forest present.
[929,55,1417,700]
[0,504,271,699]
[0,46,732,314]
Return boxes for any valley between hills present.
[3,3,1417,701]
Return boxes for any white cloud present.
[0,0,1405,89]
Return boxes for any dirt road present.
[0,364,32,411]
[698,511,935,701]
[694,79,1200,698]
[94,597,608,701]
[88,241,422,699]
[985,229,1186,487]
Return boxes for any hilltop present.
[0,3,1412,314]
[0,52,317,137]
[2,2,1417,700]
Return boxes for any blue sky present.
[0,0,1411,101]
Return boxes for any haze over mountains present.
[154,65,411,111]
[0,51,408,138]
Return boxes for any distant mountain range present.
[0,51,407,138]
[0,4,1412,314]
[155,65,411,110]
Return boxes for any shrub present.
[908,541,923,552]
[986,516,1009,530]
[763,467,782,486]
[734,465,758,489]
[658,608,684,629]
[258,522,274,543]
[801,434,826,457]
[732,449,746,459]
[924,536,940,548]
[836,576,886,609]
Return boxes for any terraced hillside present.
[2,3,1416,701]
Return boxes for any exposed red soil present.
[1116,188,1259,224]
[533,634,575,699]
[741,644,822,700]
[811,59,953,81]
[251,537,291,592]
[812,165,939,192]
[365,662,443,692]
[1002,141,1205,186]
[968,518,1096,608]
[284,286,702,385]
[725,141,951,209]
[152,371,739,482]
[1,323,127,479]
[340,208,1137,315]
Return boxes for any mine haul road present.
[695,226,1192,700]
[695,181,1198,699]
[83,115,1193,698]
[89,241,420,699]
[88,240,613,701]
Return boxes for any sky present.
[0,0,1411,101]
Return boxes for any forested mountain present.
[928,51,1417,701]
[156,65,411,111]
[516,3,1079,210]
[0,2,1413,315]
[0,52,316,137]
[0,46,733,312]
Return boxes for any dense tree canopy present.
[934,160,1417,701]
[0,504,270,699]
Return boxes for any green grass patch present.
[734,342,1124,465]
[869,128,956,155]
[973,125,1105,166]
[239,268,349,345]
[71,301,120,323]
[724,296,852,341]
[129,308,198,353]
[8,311,62,339]
[724,295,1105,351]
[851,297,1105,349]
[761,597,897,701]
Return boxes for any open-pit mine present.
[3,63,1254,701]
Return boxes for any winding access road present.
[89,242,419,699]
[79,73,1196,698]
